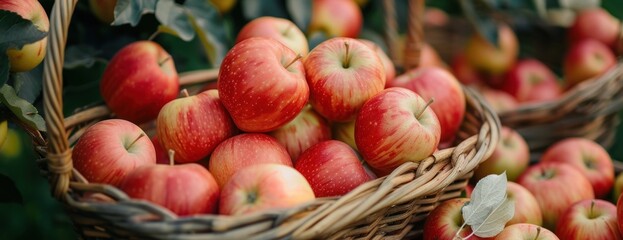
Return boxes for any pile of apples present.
[450,8,620,112]
[71,0,471,220]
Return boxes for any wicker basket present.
[33,0,500,239]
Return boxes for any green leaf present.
[0,84,45,131]
[64,45,102,69]
[460,172,514,238]
[155,0,195,41]
[286,0,311,31]
[0,173,22,204]
[184,0,231,66]
[459,0,499,47]
[111,0,157,26]
[241,0,289,20]
[0,10,48,85]
[9,65,43,103]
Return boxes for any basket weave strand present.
[36,0,500,238]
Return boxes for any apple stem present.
[284,54,302,69]
[534,227,541,240]
[168,149,175,166]
[589,200,596,219]
[283,23,293,36]
[416,98,435,119]
[158,56,172,66]
[180,89,190,98]
[148,29,161,41]
[343,41,351,68]
[126,133,145,150]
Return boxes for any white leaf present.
[460,172,514,238]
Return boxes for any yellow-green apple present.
[208,133,292,188]
[0,120,6,149]
[472,126,529,182]
[100,41,179,124]
[355,87,440,175]
[501,59,562,104]
[331,120,357,151]
[465,23,518,77]
[268,105,331,161]
[157,89,236,163]
[150,135,169,165]
[88,0,117,24]
[494,223,559,240]
[555,199,622,240]
[0,127,20,158]
[119,163,220,216]
[563,39,616,87]
[506,182,543,226]
[359,39,396,87]
[294,140,372,197]
[569,8,620,49]
[423,198,488,240]
[479,87,519,113]
[389,67,465,144]
[304,37,385,122]
[451,53,482,86]
[219,163,315,215]
[218,37,309,132]
[307,0,362,38]
[613,172,623,202]
[209,0,236,13]
[235,17,309,55]
[2,0,49,72]
[517,162,595,230]
[540,138,614,199]
[72,119,156,186]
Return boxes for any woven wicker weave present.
[34,0,500,239]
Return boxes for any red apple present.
[268,105,332,161]
[563,39,616,87]
[501,59,562,104]
[219,164,315,215]
[472,126,529,182]
[540,138,614,199]
[2,0,49,72]
[89,0,117,24]
[304,37,385,122]
[390,67,465,144]
[506,182,543,226]
[72,119,156,186]
[151,135,169,165]
[355,87,440,175]
[307,0,362,38]
[479,87,519,113]
[119,163,220,216]
[517,162,595,230]
[494,223,559,240]
[218,37,309,132]
[465,23,518,77]
[331,120,357,151]
[235,16,309,55]
[555,199,622,240]
[419,43,448,69]
[100,41,179,124]
[423,198,488,240]
[569,8,620,49]
[451,53,482,86]
[359,39,396,87]
[208,133,293,188]
[294,140,372,197]
[157,89,236,163]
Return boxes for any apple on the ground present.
[540,137,614,199]
[72,119,156,186]
[219,164,315,215]
[100,41,179,124]
[157,89,236,163]
[218,37,309,132]
[294,140,372,197]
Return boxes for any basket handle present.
[43,0,77,198]
[384,0,424,71]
